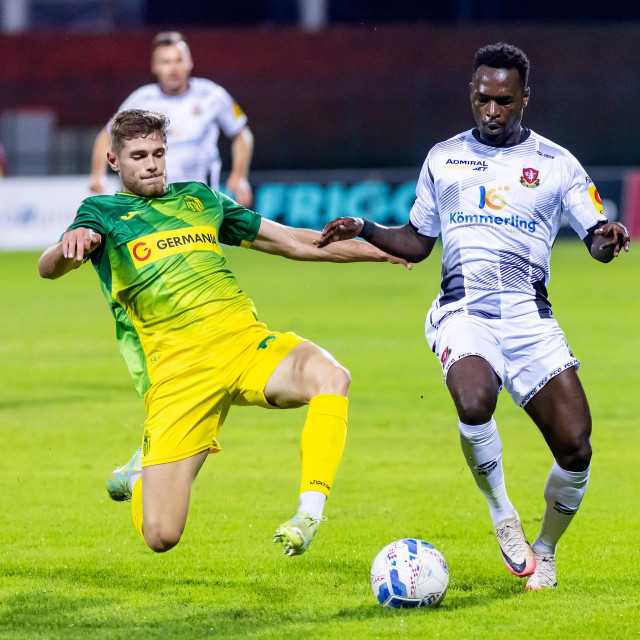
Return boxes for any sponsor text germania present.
[127,225,221,267]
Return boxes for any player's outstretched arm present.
[316,217,436,264]
[226,126,254,208]
[38,228,102,279]
[590,222,631,262]
[250,218,412,268]
[89,128,111,194]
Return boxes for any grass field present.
[1,242,638,639]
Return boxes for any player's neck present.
[159,80,190,97]
[473,126,529,148]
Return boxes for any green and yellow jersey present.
[67,182,262,397]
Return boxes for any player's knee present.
[326,363,351,395]
[454,387,497,425]
[557,435,592,472]
[144,524,183,553]
[309,360,351,398]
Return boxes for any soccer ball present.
[370,538,449,608]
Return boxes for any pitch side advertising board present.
[0,168,629,250]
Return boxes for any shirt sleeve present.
[62,199,107,262]
[561,153,607,239]
[65,199,106,236]
[215,86,248,138]
[409,152,441,238]
[216,191,261,247]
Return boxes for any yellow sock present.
[299,394,348,496]
[131,477,144,538]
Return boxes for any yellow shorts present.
[141,326,306,467]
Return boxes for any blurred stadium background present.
[2,3,640,638]
[1,0,640,248]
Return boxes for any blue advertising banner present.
[247,167,622,233]
[0,168,628,250]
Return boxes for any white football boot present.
[526,551,557,590]
[494,512,536,577]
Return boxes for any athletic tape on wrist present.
[358,219,376,241]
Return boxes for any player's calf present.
[264,342,350,555]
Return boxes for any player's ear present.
[523,86,531,107]
[107,150,119,173]
[150,50,159,76]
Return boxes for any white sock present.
[129,472,141,492]
[532,461,590,555]
[297,490,327,520]
[459,418,516,525]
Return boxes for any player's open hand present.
[315,217,364,248]
[62,227,102,261]
[226,174,253,208]
[384,253,413,270]
[89,175,106,195]
[594,222,630,258]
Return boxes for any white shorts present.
[425,311,580,407]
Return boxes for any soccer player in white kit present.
[89,31,254,207]
[316,43,630,590]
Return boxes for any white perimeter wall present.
[0,176,121,250]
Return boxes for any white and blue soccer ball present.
[370,538,449,608]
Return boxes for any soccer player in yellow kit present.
[39,109,408,556]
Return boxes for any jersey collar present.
[116,186,172,198]
[471,127,531,148]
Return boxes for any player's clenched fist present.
[593,222,631,258]
[62,227,102,261]
[315,217,365,248]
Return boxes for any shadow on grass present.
[2,563,523,638]
[0,395,90,411]
[0,384,139,411]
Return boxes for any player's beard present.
[129,172,167,198]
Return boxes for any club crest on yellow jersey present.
[184,195,205,212]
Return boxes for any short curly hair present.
[110,109,169,155]
[473,42,530,87]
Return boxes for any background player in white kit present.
[89,31,254,206]
[317,43,630,590]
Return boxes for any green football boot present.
[106,447,142,502]
[273,512,323,556]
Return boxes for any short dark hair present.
[152,31,188,51]
[110,109,169,154]
[473,42,530,87]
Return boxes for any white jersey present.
[410,128,606,327]
[110,77,247,187]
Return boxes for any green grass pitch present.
[0,241,638,639]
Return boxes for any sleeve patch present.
[588,185,604,215]
[232,102,245,119]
